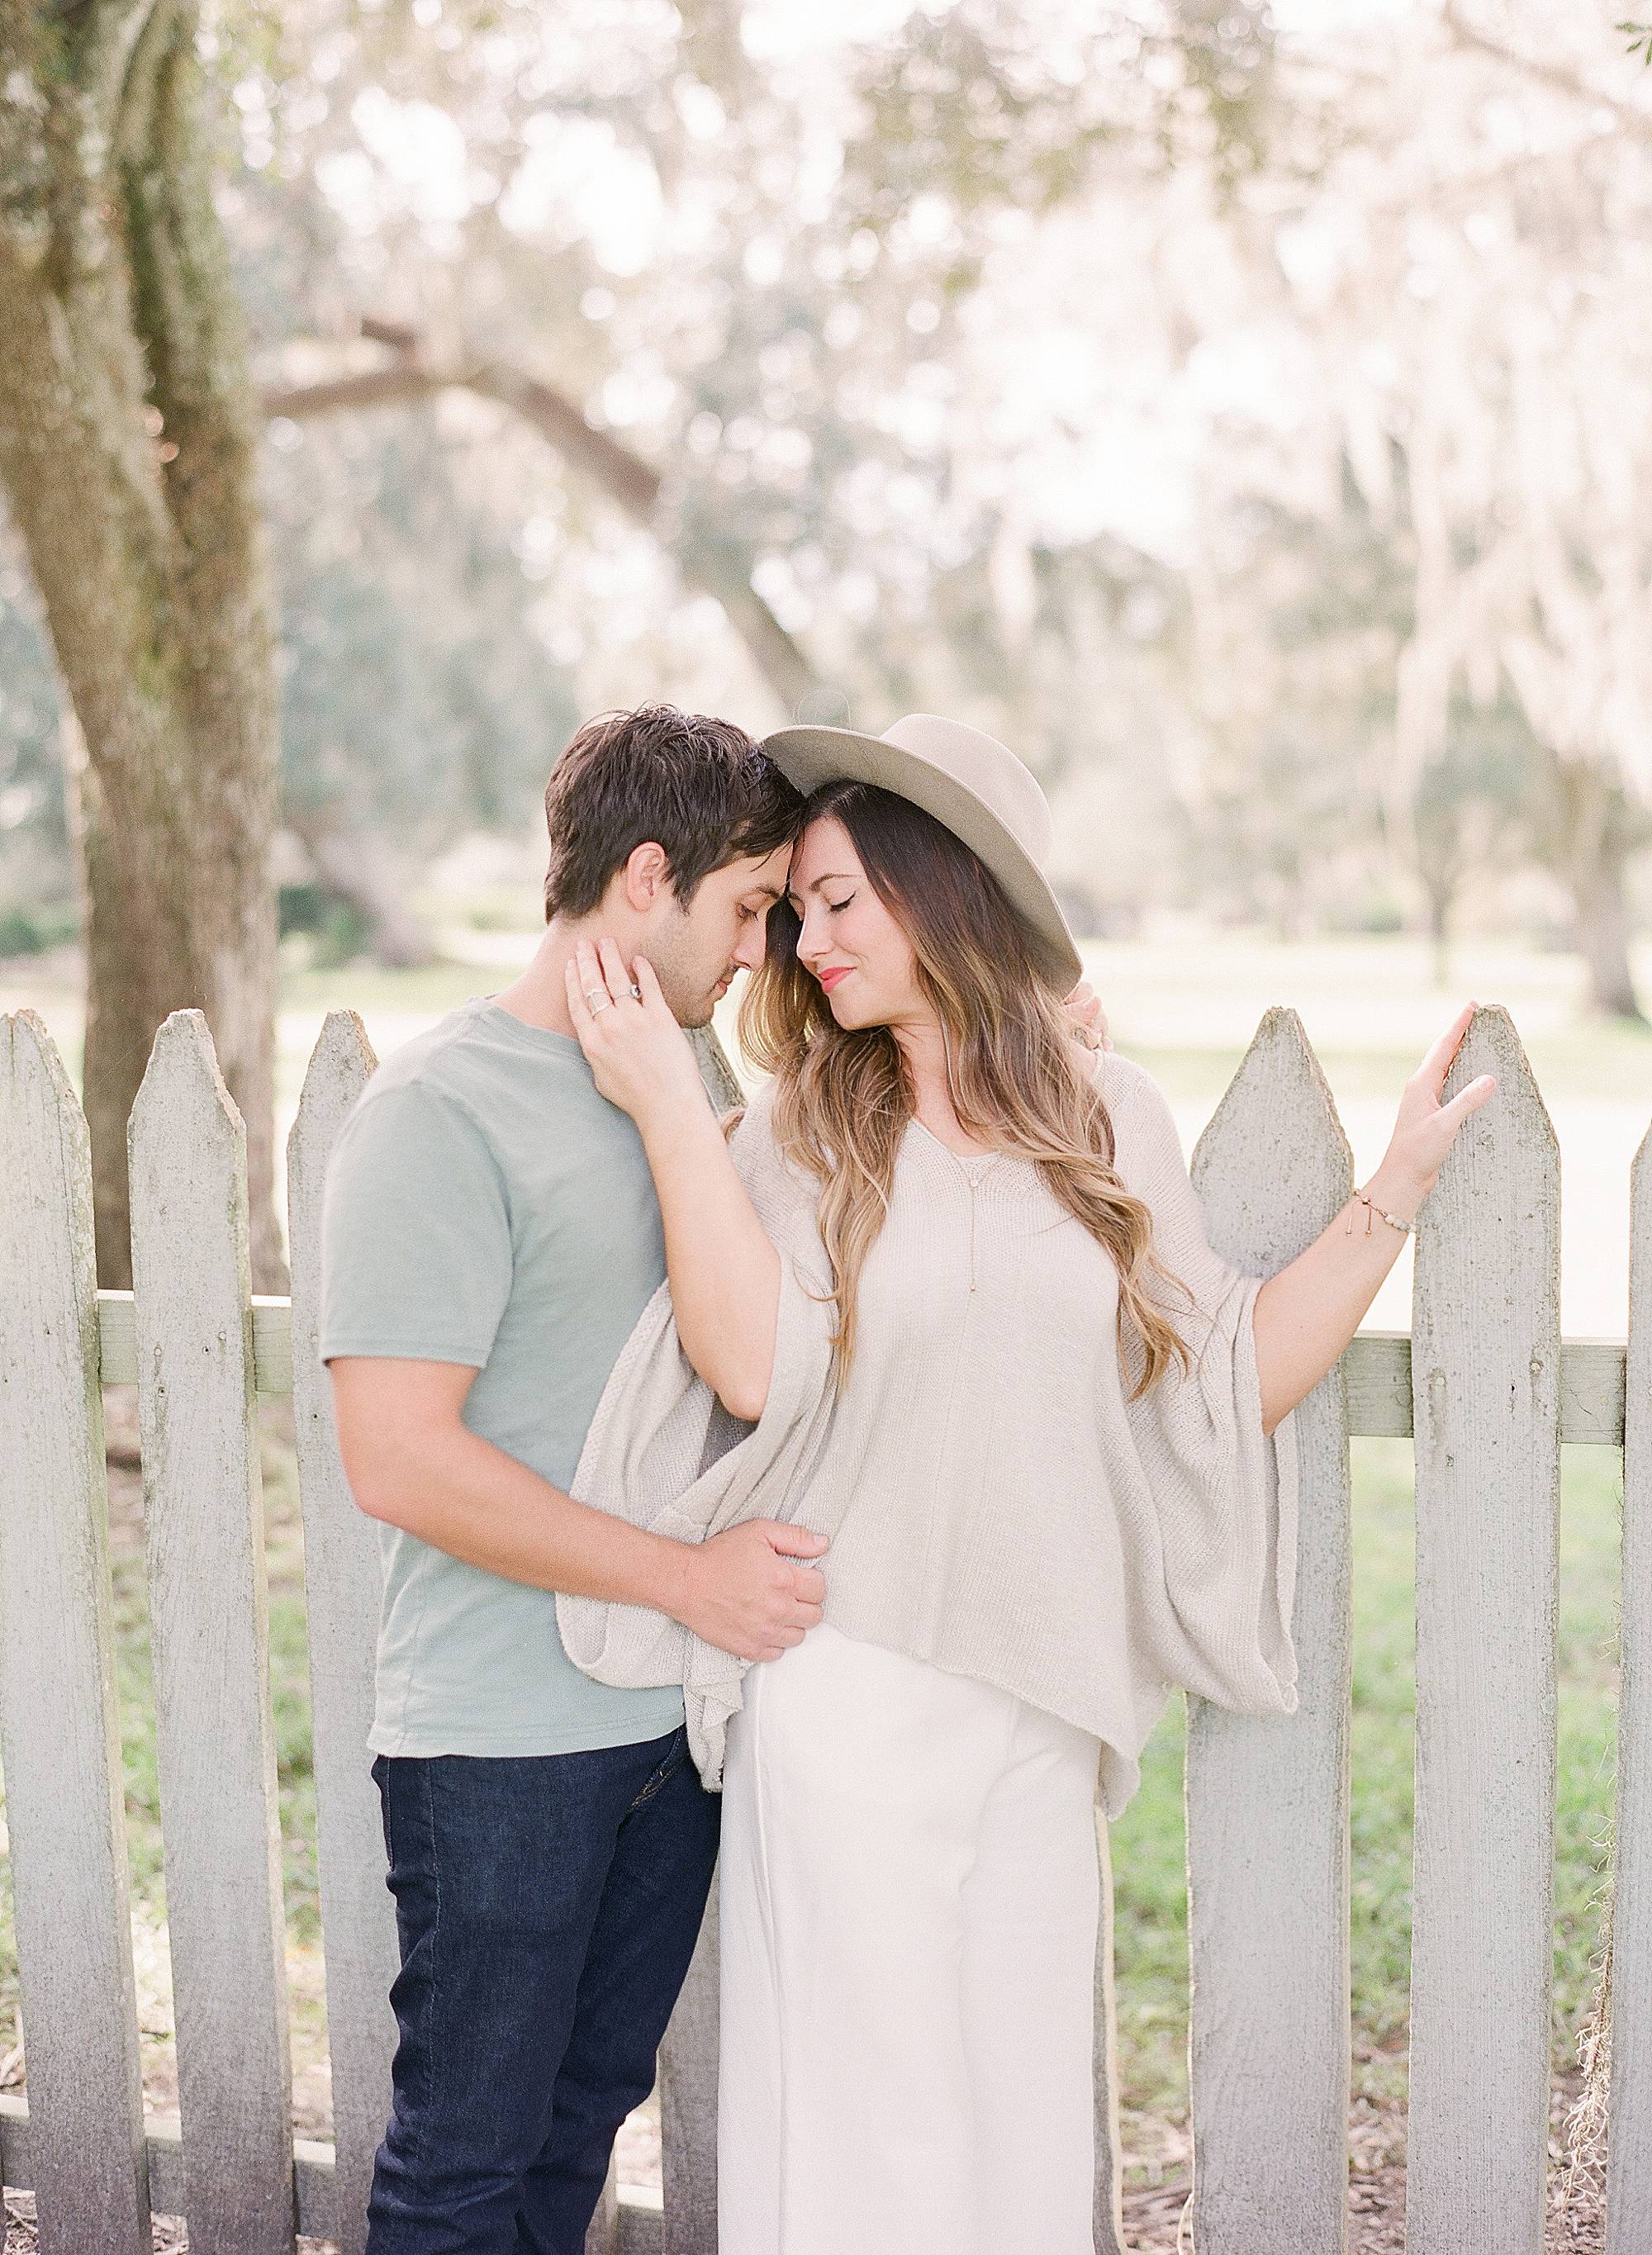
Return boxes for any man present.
[320,705,828,2254]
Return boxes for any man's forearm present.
[352,1422,689,1615]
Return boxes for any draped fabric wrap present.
[557,1052,1300,1817]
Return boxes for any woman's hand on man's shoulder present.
[1062,979,1111,1052]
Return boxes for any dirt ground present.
[1,2071,1612,2253]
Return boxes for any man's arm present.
[329,1356,826,1665]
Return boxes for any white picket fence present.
[0,997,1647,2255]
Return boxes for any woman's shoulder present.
[1088,1044,1170,1118]
[1085,1047,1186,1176]
[723,1071,779,1150]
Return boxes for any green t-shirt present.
[320,996,687,1756]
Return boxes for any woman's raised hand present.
[1062,978,1112,1051]
[565,937,705,1130]
[1372,1002,1499,1218]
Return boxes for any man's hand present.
[566,937,705,1132]
[672,1520,828,1663]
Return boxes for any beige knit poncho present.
[557,1047,1300,1817]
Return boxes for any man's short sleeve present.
[320,1082,513,1368]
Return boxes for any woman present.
[555,714,1494,2255]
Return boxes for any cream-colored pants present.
[716,1621,1101,2255]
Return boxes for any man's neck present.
[492,919,620,1037]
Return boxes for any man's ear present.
[620,841,672,913]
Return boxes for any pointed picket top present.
[1184,1009,1355,2254]
[3,1012,94,1347]
[0,1009,150,2255]
[1607,1111,1652,2250]
[1194,1005,1352,1269]
[287,1009,392,2255]
[131,1004,246,1137]
[1408,1002,1559,2255]
[4,1001,91,1167]
[288,1009,377,1177]
[128,1009,252,1305]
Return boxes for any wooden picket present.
[1186,1007,1355,2254]
[287,1012,396,2255]
[0,995,1643,2254]
[128,1011,297,2254]
[1091,1821,1127,2255]
[1607,1117,1652,2249]
[0,1014,150,2255]
[659,1879,720,2255]
[1407,1006,1560,2255]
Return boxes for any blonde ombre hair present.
[738,781,1196,1398]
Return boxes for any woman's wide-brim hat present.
[760,713,1083,991]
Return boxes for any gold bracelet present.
[1346,1188,1414,1237]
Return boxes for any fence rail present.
[0,998,1646,2255]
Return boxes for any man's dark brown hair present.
[544,705,804,921]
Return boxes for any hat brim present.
[762,724,1084,992]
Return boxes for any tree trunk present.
[1554,758,1647,1023]
[0,2,282,1287]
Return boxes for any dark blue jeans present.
[365,1729,720,2254]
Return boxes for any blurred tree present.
[0,0,282,1286]
[269,416,581,964]
[0,550,69,923]
[1412,705,1542,989]
[1267,7,1652,1012]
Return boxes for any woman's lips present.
[818,967,852,993]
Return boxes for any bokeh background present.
[3,3,1650,2247]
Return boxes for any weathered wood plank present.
[1092,1814,1127,2255]
[0,1013,150,2255]
[583,2162,621,2255]
[0,2099,656,2251]
[128,1010,296,2255]
[659,1872,719,2255]
[1407,1005,1558,2255]
[92,1298,1634,1441]
[1341,1331,1621,1444]
[1185,1008,1353,2253]
[286,1014,395,2255]
[96,1289,291,1393]
[1607,1114,1652,2249]
[618,2189,664,2254]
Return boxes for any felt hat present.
[761,712,1082,990]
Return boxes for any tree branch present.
[1440,2,1652,145]
[76,0,169,133]
[264,324,819,714]
[263,362,455,420]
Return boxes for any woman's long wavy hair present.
[738,780,1196,1398]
